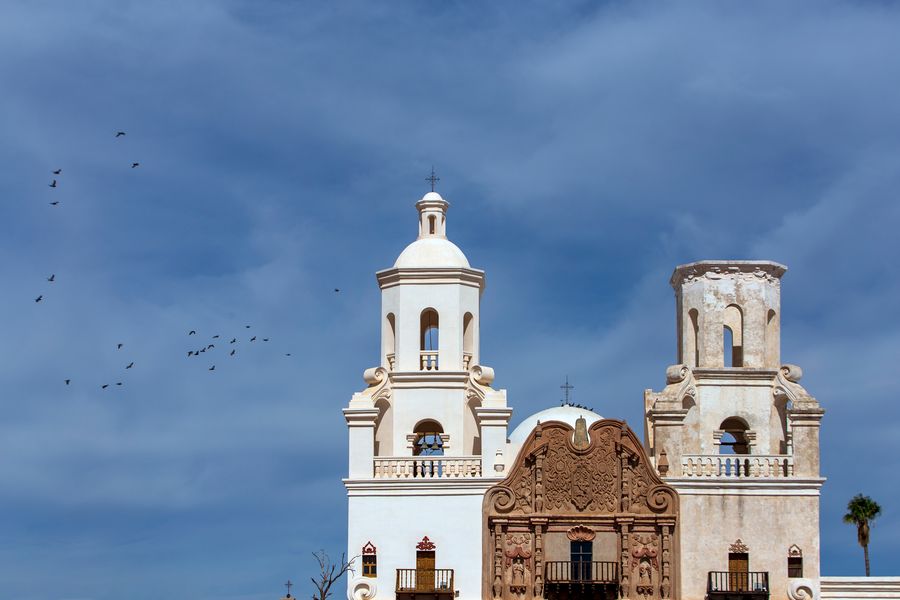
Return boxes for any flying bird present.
[250,336,256,342]
[35,295,43,303]
[50,201,59,206]
[65,379,71,385]
[115,131,126,137]
[101,384,109,389]
[117,343,123,349]
[230,349,235,356]
[285,353,292,357]
[126,362,134,369]
[207,344,214,349]
[52,169,61,175]
[209,365,215,371]
[131,162,140,168]
[49,180,57,188]
[188,330,196,335]
[334,288,340,292]
[262,338,269,342]
[116,382,123,386]
[230,338,236,344]
[188,350,194,356]
[47,274,55,282]
[212,335,220,339]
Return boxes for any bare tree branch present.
[310,550,358,600]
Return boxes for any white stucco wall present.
[347,483,492,600]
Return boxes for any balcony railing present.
[682,455,793,478]
[374,456,482,479]
[545,561,619,584]
[420,350,439,371]
[396,569,454,594]
[708,572,770,596]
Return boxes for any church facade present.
[343,192,824,600]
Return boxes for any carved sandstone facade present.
[483,419,679,600]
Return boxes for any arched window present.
[420,309,439,370]
[719,418,750,455]
[386,313,396,370]
[688,308,700,367]
[723,304,744,367]
[766,309,778,365]
[413,420,444,456]
[463,312,474,370]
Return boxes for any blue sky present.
[1,1,899,598]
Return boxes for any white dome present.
[394,237,471,269]
[508,405,604,445]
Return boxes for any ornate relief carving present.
[483,419,679,600]
[789,544,802,557]
[361,541,376,555]
[566,525,596,542]
[729,539,749,553]
[416,536,436,551]
[631,534,659,570]
[774,364,821,410]
[360,366,392,403]
[466,364,496,405]
[505,534,532,564]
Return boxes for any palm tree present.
[843,494,882,576]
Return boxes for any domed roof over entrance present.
[508,405,604,444]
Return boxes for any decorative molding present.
[775,364,821,411]
[670,261,787,289]
[416,536,436,551]
[788,578,816,600]
[349,577,377,600]
[361,541,376,555]
[566,525,596,542]
[789,544,802,557]
[483,419,679,600]
[729,539,750,553]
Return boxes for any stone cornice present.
[344,477,502,496]
[390,371,470,388]
[693,368,779,383]
[670,260,787,289]
[665,477,825,496]
[376,266,486,290]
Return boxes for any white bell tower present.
[344,190,511,600]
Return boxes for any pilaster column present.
[788,407,825,477]
[343,407,380,478]
[475,406,513,476]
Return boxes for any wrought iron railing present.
[545,561,619,583]
[396,569,455,593]
[708,571,770,594]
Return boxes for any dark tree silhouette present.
[843,493,882,576]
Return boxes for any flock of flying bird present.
[35,129,339,390]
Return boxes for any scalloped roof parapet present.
[670,260,788,289]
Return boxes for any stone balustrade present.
[374,456,482,479]
[420,350,439,371]
[681,454,794,478]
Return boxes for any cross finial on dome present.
[425,166,440,192]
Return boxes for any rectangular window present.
[571,540,592,581]
[362,554,376,578]
[788,556,803,578]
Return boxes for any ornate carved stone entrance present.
[483,419,679,600]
